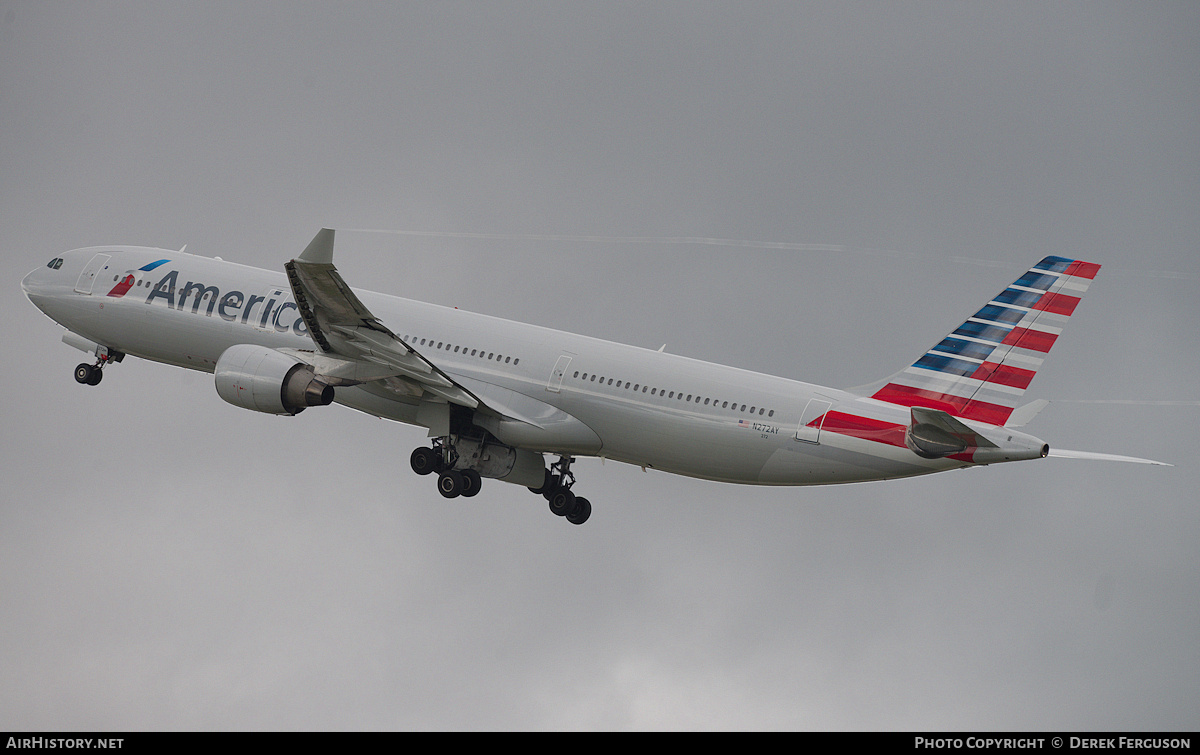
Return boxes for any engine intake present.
[215,344,333,415]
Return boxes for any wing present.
[282,228,481,409]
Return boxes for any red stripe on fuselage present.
[106,274,135,298]
[812,411,907,448]
[810,411,976,462]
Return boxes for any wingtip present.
[298,228,335,265]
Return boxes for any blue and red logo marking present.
[106,259,170,297]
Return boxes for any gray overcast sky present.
[2,1,1197,730]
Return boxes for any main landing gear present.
[410,440,482,500]
[528,455,591,526]
[409,442,593,525]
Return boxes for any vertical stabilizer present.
[867,257,1100,426]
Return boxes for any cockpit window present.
[47,258,63,269]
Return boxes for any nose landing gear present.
[74,362,102,385]
[73,350,123,386]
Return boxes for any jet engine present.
[214,344,333,415]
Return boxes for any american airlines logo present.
[105,258,171,298]
[118,266,308,335]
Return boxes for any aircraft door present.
[74,253,111,294]
[546,353,574,393]
[795,396,834,443]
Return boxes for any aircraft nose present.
[22,260,57,310]
[21,266,40,296]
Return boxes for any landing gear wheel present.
[74,364,94,384]
[567,497,591,525]
[410,447,439,476]
[87,368,103,386]
[541,474,562,501]
[460,469,482,498]
[437,470,464,499]
[548,487,578,517]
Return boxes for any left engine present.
[214,344,333,415]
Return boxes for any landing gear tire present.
[460,469,482,498]
[548,487,577,517]
[567,497,591,525]
[437,470,464,499]
[75,363,95,385]
[410,447,439,476]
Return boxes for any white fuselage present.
[24,245,1007,486]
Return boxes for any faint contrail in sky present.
[342,228,846,253]
[341,229,1198,280]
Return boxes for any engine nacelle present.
[215,344,334,416]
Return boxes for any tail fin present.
[866,256,1101,426]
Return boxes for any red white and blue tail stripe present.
[869,256,1101,426]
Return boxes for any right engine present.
[214,344,333,415]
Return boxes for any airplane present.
[21,229,1167,525]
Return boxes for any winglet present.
[299,228,335,265]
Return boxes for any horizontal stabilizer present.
[1048,448,1172,466]
[1005,399,1049,428]
[910,406,997,449]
